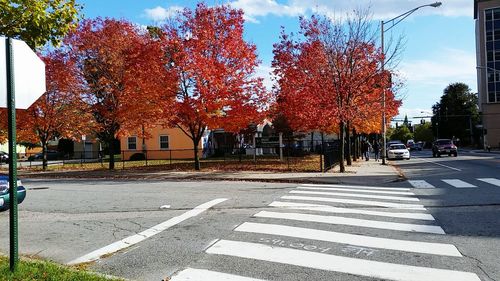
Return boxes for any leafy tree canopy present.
[432,82,479,144]
[0,0,81,49]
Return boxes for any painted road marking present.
[408,180,436,189]
[254,211,445,234]
[67,198,228,265]
[442,179,477,188]
[289,190,419,202]
[281,195,426,210]
[170,268,267,281]
[414,157,462,171]
[297,186,414,196]
[477,178,500,187]
[301,183,411,191]
[236,222,460,256]
[206,240,481,281]
[269,201,435,221]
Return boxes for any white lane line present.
[414,157,462,171]
[281,195,426,210]
[442,179,477,188]
[170,268,267,281]
[289,190,419,202]
[477,178,500,187]
[301,183,411,191]
[297,186,414,196]
[254,211,445,234]
[408,180,436,189]
[206,240,481,281]
[67,198,228,265]
[236,222,461,257]
[269,201,435,221]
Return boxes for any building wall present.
[120,126,201,160]
[476,0,500,148]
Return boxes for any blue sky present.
[77,0,476,123]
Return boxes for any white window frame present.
[127,136,137,150]
[159,135,169,150]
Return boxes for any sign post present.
[6,37,18,272]
[1,37,46,272]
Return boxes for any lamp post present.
[380,2,442,165]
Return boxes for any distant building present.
[475,0,500,148]
[120,126,202,161]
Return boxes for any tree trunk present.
[108,138,115,170]
[42,141,48,171]
[310,131,314,151]
[352,128,357,162]
[339,121,345,173]
[193,137,201,171]
[346,121,352,166]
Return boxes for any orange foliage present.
[159,3,268,169]
[16,50,93,146]
[272,16,401,135]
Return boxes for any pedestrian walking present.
[373,141,380,162]
[362,140,370,161]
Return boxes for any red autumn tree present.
[64,18,177,169]
[16,50,93,170]
[160,3,268,170]
[273,13,401,172]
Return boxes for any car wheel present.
[453,152,458,157]
[437,153,441,157]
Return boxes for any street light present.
[380,2,442,165]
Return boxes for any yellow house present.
[120,126,202,161]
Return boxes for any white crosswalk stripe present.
[289,190,420,201]
[235,222,461,256]
[170,268,267,281]
[269,201,435,220]
[477,178,500,187]
[206,240,481,281]
[408,180,436,188]
[281,195,426,209]
[301,183,411,191]
[173,183,480,281]
[297,186,414,195]
[254,211,446,234]
[442,179,477,188]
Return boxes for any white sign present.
[0,37,46,109]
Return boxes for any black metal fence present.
[4,143,341,172]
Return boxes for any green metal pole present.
[6,37,19,272]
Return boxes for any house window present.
[159,135,169,149]
[128,136,137,150]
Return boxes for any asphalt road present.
[0,151,498,281]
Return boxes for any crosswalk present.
[169,183,482,281]
[408,177,500,189]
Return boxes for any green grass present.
[0,255,123,281]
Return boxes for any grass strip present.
[0,255,123,281]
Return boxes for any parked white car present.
[387,144,410,160]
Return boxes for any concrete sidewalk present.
[18,159,403,185]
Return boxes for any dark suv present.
[432,139,457,157]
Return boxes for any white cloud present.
[144,5,183,22]
[398,48,476,88]
[230,0,305,23]
[227,0,471,23]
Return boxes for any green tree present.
[390,126,413,144]
[432,82,479,145]
[414,122,433,144]
[0,0,81,49]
